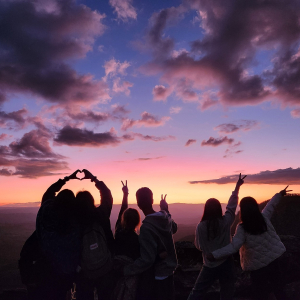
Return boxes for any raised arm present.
[81,169,113,218]
[160,194,177,234]
[115,180,129,232]
[41,170,81,204]
[262,186,292,219]
[224,173,247,225]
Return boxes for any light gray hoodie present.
[124,211,178,277]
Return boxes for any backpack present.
[18,231,47,285]
[80,222,112,279]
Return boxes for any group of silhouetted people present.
[20,170,290,300]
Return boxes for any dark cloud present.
[0,168,12,176]
[121,112,170,131]
[141,0,300,109]
[185,139,196,146]
[0,0,109,105]
[54,126,120,147]
[189,167,300,185]
[201,136,234,147]
[0,127,68,178]
[215,120,259,134]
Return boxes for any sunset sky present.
[1,0,300,205]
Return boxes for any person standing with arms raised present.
[188,174,246,300]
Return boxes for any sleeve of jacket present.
[95,180,113,218]
[194,223,201,251]
[223,191,239,226]
[171,218,177,234]
[262,193,282,220]
[124,225,157,276]
[212,224,245,260]
[41,179,66,204]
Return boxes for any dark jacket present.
[124,211,178,277]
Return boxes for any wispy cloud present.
[215,120,259,134]
[109,0,137,22]
[185,139,196,147]
[170,106,182,114]
[121,112,170,130]
[190,167,300,185]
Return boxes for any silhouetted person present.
[188,174,246,300]
[114,180,140,260]
[75,169,114,300]
[208,186,290,300]
[123,188,177,300]
[36,170,82,300]
[112,180,141,300]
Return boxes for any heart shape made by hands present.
[76,170,85,180]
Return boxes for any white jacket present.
[212,193,286,271]
[195,191,238,268]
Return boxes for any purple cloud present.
[0,127,68,178]
[140,0,300,110]
[190,167,300,185]
[121,112,170,130]
[0,0,109,105]
[215,120,259,134]
[0,108,28,129]
[109,0,137,22]
[185,139,196,147]
[201,136,234,147]
[54,126,120,147]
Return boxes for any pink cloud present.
[109,0,137,22]
[139,0,300,109]
[152,85,172,101]
[112,78,133,96]
[121,112,171,130]
[291,108,300,118]
[170,106,182,114]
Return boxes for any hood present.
[142,211,173,234]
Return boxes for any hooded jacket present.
[124,211,177,277]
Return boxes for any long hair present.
[53,189,76,234]
[121,208,141,232]
[240,197,267,235]
[75,191,96,228]
[201,198,223,241]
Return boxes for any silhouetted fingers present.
[284,185,289,190]
[121,181,124,186]
[242,175,247,179]
[126,180,127,187]
[286,190,293,192]
[239,173,241,179]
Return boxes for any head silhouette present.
[75,191,96,227]
[136,187,153,211]
[121,208,141,232]
[239,197,267,235]
[54,189,75,211]
[201,198,222,222]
